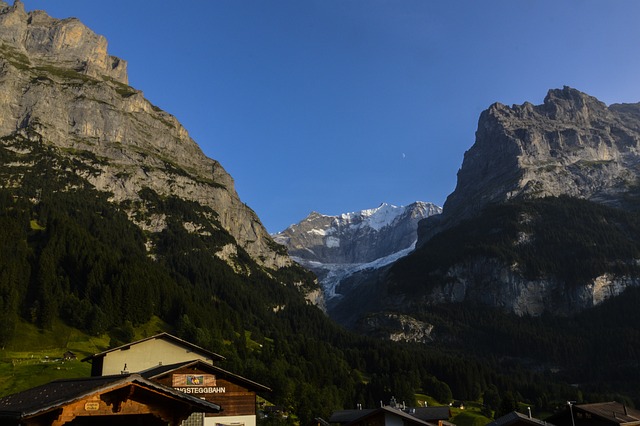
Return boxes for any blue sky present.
[21,0,640,232]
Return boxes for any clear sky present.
[20,0,640,233]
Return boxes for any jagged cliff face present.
[407,259,640,317]
[419,86,640,244]
[0,2,292,272]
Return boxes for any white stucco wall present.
[204,414,256,426]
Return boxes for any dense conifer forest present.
[390,196,640,409]
[1,135,639,423]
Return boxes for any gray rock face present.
[410,258,640,317]
[0,1,127,83]
[419,86,640,244]
[0,2,292,273]
[356,312,434,343]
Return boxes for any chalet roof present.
[315,417,332,426]
[330,406,437,426]
[488,411,552,426]
[576,402,640,425]
[0,373,221,420]
[402,406,452,422]
[329,408,377,423]
[140,359,272,392]
[81,332,225,363]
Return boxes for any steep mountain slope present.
[393,196,640,316]
[0,1,295,276]
[273,202,441,302]
[420,86,640,243]
[400,87,640,316]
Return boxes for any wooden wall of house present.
[152,367,257,417]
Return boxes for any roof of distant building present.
[575,402,640,425]
[487,411,552,426]
[330,406,448,426]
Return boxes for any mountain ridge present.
[274,201,441,310]
[0,1,296,276]
[419,86,640,245]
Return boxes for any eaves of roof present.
[80,332,225,363]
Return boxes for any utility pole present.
[568,401,576,426]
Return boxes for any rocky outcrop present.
[0,1,127,83]
[419,86,640,244]
[0,2,292,272]
[409,257,640,317]
[356,312,434,343]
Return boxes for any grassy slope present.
[415,394,493,426]
[450,402,493,426]
[0,316,170,396]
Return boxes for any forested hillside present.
[385,196,640,404]
[396,196,640,288]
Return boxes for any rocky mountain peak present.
[274,202,441,305]
[0,2,294,274]
[419,87,640,245]
[0,1,127,83]
[276,201,441,265]
[541,86,608,122]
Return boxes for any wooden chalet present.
[82,333,270,426]
[141,359,271,426]
[81,333,225,376]
[0,373,221,425]
[546,402,640,426]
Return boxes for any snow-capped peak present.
[337,203,406,231]
[274,200,442,301]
